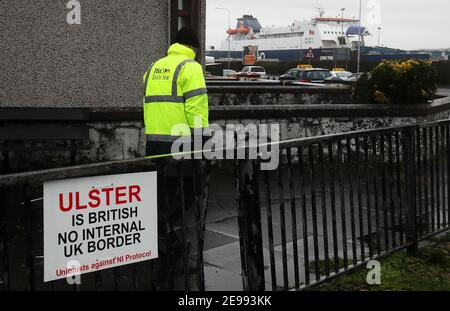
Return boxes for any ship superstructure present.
[208,13,370,61]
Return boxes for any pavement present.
[185,169,365,290]
[183,163,450,291]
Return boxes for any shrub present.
[353,59,437,104]
[433,60,450,86]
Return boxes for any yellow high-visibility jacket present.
[143,43,209,144]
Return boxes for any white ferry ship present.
[207,11,369,62]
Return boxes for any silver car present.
[239,66,268,79]
[330,71,354,81]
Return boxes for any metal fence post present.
[1,149,9,174]
[403,129,418,256]
[236,159,265,291]
[0,187,9,290]
[194,159,210,291]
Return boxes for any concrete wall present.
[81,103,450,164]
[207,86,353,106]
[0,0,170,108]
[2,94,450,173]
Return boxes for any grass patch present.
[308,258,347,276]
[307,233,450,291]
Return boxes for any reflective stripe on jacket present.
[143,43,209,141]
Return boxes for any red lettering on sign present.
[115,186,127,205]
[59,192,73,212]
[129,185,142,203]
[75,192,87,210]
[88,189,101,208]
[58,185,143,212]
[101,187,114,206]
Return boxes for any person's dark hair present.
[174,27,200,49]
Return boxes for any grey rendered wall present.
[199,0,206,67]
[0,0,169,108]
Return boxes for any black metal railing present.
[0,158,210,291]
[241,120,450,290]
[1,119,450,291]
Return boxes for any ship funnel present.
[235,15,262,33]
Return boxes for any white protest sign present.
[43,171,158,282]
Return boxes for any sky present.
[206,0,450,51]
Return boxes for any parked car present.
[348,73,364,81]
[279,68,332,83]
[238,66,267,79]
[223,69,237,78]
[330,70,354,81]
[325,71,363,83]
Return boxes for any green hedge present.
[353,59,437,105]
[433,60,450,85]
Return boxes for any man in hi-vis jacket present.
[142,29,209,280]
[143,27,209,157]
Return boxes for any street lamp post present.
[216,7,231,69]
[357,0,362,74]
[378,27,382,47]
[340,8,345,68]
[341,8,345,47]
